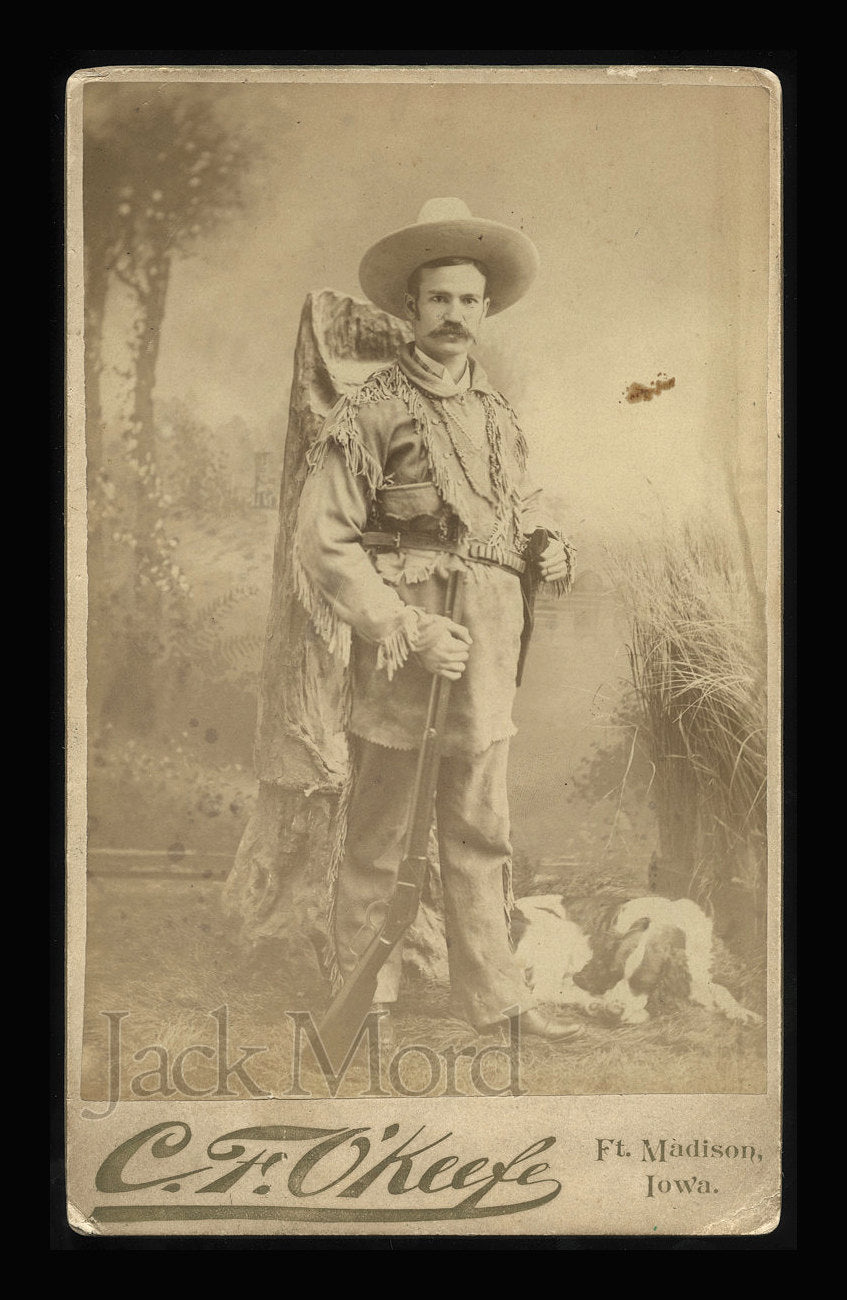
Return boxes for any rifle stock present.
[317,570,466,1070]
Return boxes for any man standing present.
[294,198,579,1040]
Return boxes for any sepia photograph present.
[65,62,784,1238]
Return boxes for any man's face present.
[405,263,490,365]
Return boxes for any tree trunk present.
[83,242,114,733]
[223,293,450,1000]
[101,258,172,735]
[84,246,110,487]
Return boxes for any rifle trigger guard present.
[348,900,389,956]
[364,899,389,927]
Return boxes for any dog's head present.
[575,913,690,1010]
[629,924,691,1013]
[572,912,649,995]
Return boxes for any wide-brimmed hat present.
[359,197,540,320]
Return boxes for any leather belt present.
[361,530,527,577]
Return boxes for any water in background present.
[509,586,650,872]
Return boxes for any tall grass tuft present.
[613,521,767,935]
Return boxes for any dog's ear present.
[632,926,690,1005]
[613,921,651,969]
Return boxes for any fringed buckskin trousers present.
[334,736,535,1029]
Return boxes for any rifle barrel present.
[316,568,466,1069]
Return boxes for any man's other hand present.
[414,614,472,680]
[539,538,570,584]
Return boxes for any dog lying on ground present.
[511,893,762,1026]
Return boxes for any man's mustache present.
[429,326,474,341]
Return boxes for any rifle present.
[516,527,549,686]
[317,568,466,1069]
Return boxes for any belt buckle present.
[391,531,403,551]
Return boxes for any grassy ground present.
[80,871,766,1103]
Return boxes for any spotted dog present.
[512,893,762,1026]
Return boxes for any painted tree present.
[84,85,254,731]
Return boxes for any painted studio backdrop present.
[79,73,773,1099]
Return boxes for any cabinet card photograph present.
[65,63,784,1238]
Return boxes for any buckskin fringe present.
[547,531,577,598]
[393,369,524,555]
[490,389,529,472]
[375,605,421,680]
[373,549,482,589]
[306,391,388,500]
[294,545,421,682]
[315,365,530,558]
[392,367,469,526]
[292,544,353,666]
[482,394,525,553]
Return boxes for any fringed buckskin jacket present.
[293,343,574,755]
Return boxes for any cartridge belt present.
[361,531,527,577]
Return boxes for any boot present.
[518,1009,583,1041]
